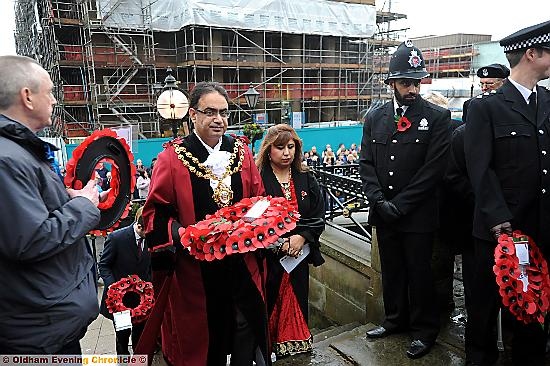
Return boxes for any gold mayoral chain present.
[173,139,245,207]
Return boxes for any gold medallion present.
[213,182,234,207]
[174,139,244,208]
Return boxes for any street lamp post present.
[242,83,262,154]
[243,83,260,112]
[156,68,189,138]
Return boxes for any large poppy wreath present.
[493,231,550,325]
[105,275,155,324]
[178,196,300,261]
[64,129,137,236]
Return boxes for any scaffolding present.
[412,34,492,79]
[13,0,405,138]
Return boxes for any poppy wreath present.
[493,231,550,325]
[178,196,300,261]
[105,275,155,324]
[64,128,137,236]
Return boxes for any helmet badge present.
[408,50,423,68]
[482,68,489,77]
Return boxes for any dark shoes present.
[365,326,393,339]
[406,339,433,359]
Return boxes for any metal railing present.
[311,164,371,242]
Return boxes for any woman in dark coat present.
[256,124,325,358]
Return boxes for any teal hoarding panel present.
[64,125,364,166]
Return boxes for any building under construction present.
[412,34,492,79]
[13,0,404,138]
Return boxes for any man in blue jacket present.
[0,55,101,354]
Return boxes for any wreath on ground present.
[105,275,155,324]
[64,129,136,236]
[178,196,299,261]
[493,231,550,325]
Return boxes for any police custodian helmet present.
[385,40,429,84]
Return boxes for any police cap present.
[476,64,510,79]
[500,20,550,53]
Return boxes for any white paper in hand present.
[113,310,133,331]
[279,243,310,273]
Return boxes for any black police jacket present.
[359,98,451,232]
[465,82,550,247]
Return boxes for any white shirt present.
[194,132,232,191]
[393,99,409,116]
[134,225,144,251]
[508,78,536,104]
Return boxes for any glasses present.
[195,108,230,118]
[397,80,420,88]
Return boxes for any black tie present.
[529,92,537,119]
[396,107,404,117]
[137,238,144,258]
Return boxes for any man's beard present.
[394,89,419,106]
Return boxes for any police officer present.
[443,62,510,328]
[359,40,451,359]
[462,63,510,122]
[464,20,550,366]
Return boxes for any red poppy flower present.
[203,243,216,262]
[396,116,412,132]
[498,238,515,256]
[225,234,241,256]
[272,216,287,236]
[237,229,256,253]
[253,226,270,249]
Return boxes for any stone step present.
[313,322,361,346]
[327,323,466,366]
[272,346,350,366]
[310,325,334,337]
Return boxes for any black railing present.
[311,164,371,243]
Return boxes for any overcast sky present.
[0,0,548,56]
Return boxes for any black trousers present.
[376,227,440,343]
[465,238,546,365]
[114,322,145,355]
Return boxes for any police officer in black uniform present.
[442,63,510,331]
[462,63,510,123]
[464,20,550,366]
[359,40,451,359]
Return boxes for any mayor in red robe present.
[141,82,269,366]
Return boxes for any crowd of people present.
[1,18,549,366]
[302,143,361,167]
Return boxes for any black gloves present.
[490,221,512,241]
[375,200,402,223]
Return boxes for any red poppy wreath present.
[64,128,137,236]
[493,231,550,325]
[105,275,155,324]
[178,196,300,261]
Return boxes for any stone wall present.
[309,225,384,326]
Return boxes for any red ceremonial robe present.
[142,133,267,366]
